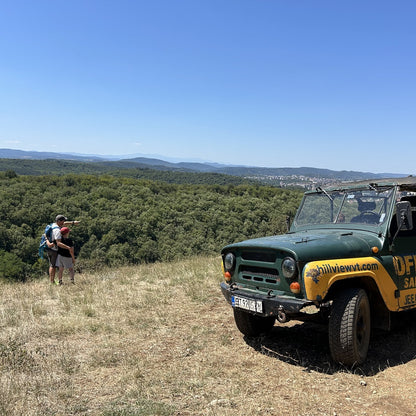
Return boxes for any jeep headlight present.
[282,257,297,279]
[224,252,236,272]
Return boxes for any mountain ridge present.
[0,148,408,182]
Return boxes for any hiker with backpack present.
[44,215,75,284]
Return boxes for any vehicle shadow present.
[244,311,416,376]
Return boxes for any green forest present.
[0,158,261,186]
[0,170,302,281]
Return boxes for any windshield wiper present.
[316,186,333,201]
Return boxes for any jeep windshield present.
[293,186,395,229]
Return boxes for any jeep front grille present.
[239,265,279,285]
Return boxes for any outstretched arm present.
[63,221,80,226]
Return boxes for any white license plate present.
[232,295,263,313]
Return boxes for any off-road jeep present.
[220,177,416,366]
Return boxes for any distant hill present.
[0,158,259,186]
[0,148,408,188]
[115,156,406,181]
[0,148,105,162]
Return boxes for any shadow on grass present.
[244,310,416,376]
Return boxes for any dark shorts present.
[46,248,58,267]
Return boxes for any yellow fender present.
[303,257,400,311]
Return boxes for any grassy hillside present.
[1,256,416,415]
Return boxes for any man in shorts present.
[57,227,76,284]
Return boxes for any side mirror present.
[396,201,413,231]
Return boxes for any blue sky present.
[1,1,415,174]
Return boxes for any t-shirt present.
[57,237,74,258]
[50,223,62,251]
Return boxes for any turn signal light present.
[224,271,232,281]
[290,282,301,294]
[372,246,379,254]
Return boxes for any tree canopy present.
[0,173,302,280]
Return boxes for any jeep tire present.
[233,308,275,337]
[328,288,371,366]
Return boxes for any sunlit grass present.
[1,255,416,415]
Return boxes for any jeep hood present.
[223,230,383,262]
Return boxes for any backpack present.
[38,224,59,259]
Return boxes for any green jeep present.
[220,177,416,366]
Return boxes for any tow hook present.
[277,306,289,323]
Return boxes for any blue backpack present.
[38,224,59,259]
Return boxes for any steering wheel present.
[357,211,380,224]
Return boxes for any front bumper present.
[220,282,311,317]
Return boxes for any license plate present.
[232,295,263,313]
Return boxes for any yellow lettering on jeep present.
[405,255,415,275]
[393,256,406,276]
[404,277,416,289]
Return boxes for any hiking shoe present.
[59,281,63,285]
[53,280,60,285]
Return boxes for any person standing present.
[57,227,76,284]
[45,215,74,284]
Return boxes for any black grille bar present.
[241,251,277,263]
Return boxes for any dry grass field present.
[1,255,416,416]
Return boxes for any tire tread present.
[329,288,371,366]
